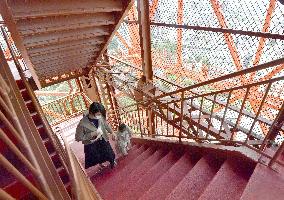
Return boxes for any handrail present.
[108,54,181,89]
[41,92,89,125]
[40,91,81,106]
[1,26,71,199]
[0,74,48,199]
[3,25,70,169]
[105,56,284,133]
[153,57,284,99]
[99,58,284,169]
[63,132,102,200]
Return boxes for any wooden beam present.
[34,91,69,97]
[27,37,105,56]
[41,70,89,88]
[9,0,123,20]
[22,26,110,48]
[17,13,115,36]
[37,59,88,77]
[137,0,145,70]
[32,52,93,67]
[93,0,135,65]
[31,49,99,64]
[140,0,153,80]
[0,1,41,88]
[30,47,100,61]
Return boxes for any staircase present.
[13,79,71,197]
[91,139,284,200]
[0,146,36,199]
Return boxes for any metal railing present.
[63,133,102,200]
[0,23,102,199]
[0,72,49,200]
[102,56,284,169]
[41,92,90,126]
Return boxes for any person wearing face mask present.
[75,102,116,169]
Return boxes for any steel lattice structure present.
[107,0,284,141]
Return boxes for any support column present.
[139,0,155,136]
[140,0,153,80]
[79,70,101,103]
[103,55,121,124]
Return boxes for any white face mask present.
[94,115,102,119]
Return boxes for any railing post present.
[136,104,143,138]
[76,78,88,108]
[179,92,185,143]
[261,103,284,150]
[268,142,284,168]
[147,104,155,137]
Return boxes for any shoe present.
[99,163,106,169]
[110,160,117,169]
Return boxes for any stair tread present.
[36,124,44,129]
[92,145,144,187]
[43,137,50,143]
[56,166,64,172]
[198,159,251,200]
[140,153,197,200]
[240,164,284,200]
[25,100,32,104]
[30,112,37,117]
[165,155,224,200]
[50,151,57,157]
[116,148,167,200]
[120,150,182,200]
[98,147,155,199]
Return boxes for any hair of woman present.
[89,102,101,115]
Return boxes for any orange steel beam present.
[149,0,159,21]
[34,91,69,97]
[210,0,246,84]
[0,2,41,88]
[115,32,130,49]
[125,21,284,40]
[43,109,62,118]
[261,64,284,81]
[128,4,137,21]
[176,0,183,67]
[116,5,140,64]
[127,5,141,66]
[213,63,283,113]
[250,0,276,81]
[67,80,73,94]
